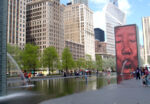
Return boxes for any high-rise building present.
[0,0,8,96]
[26,0,64,56]
[64,4,95,60]
[109,0,118,7]
[94,28,105,42]
[65,40,84,60]
[95,40,106,54]
[72,0,88,6]
[105,2,126,56]
[142,17,150,65]
[7,0,26,49]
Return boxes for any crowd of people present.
[23,70,32,82]
[135,67,150,86]
[63,70,92,77]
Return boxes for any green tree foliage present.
[20,44,39,71]
[148,56,150,65]
[7,44,22,75]
[42,46,58,75]
[62,48,75,72]
[102,57,116,71]
[7,44,22,65]
[96,55,103,71]
[76,58,86,69]
[85,54,93,69]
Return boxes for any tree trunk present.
[49,67,51,75]
[66,66,68,76]
[52,64,53,75]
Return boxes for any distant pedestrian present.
[28,72,32,82]
[24,70,28,79]
[136,67,140,80]
[64,72,67,77]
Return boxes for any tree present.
[20,44,39,72]
[102,57,116,71]
[7,44,22,65]
[76,58,86,70]
[85,54,93,69]
[42,46,58,75]
[96,55,103,71]
[62,48,74,72]
[7,44,22,76]
[148,56,150,65]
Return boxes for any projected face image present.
[115,25,138,74]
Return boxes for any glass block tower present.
[0,0,8,96]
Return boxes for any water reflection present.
[4,76,116,104]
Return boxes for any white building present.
[105,2,126,56]
[7,0,26,49]
[142,17,150,65]
[72,0,88,6]
[64,3,95,60]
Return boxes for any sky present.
[61,0,150,45]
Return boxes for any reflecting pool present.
[1,76,116,104]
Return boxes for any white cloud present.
[89,0,131,15]
[93,11,106,30]
[118,0,131,15]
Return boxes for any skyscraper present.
[72,0,88,6]
[105,2,126,56]
[64,3,95,60]
[94,28,105,42]
[0,0,8,96]
[109,0,118,7]
[7,0,26,49]
[26,0,64,56]
[142,17,150,64]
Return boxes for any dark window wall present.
[94,28,105,42]
[0,0,8,96]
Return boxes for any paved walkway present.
[40,79,150,104]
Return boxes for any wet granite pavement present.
[40,79,150,104]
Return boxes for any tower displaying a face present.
[115,25,139,77]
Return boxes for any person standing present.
[136,67,140,80]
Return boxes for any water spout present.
[120,60,128,80]
[7,53,28,85]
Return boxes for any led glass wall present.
[115,24,139,81]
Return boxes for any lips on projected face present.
[123,60,132,69]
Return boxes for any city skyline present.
[61,0,150,45]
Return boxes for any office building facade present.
[105,2,125,56]
[26,0,64,56]
[94,28,105,42]
[72,0,88,6]
[64,4,95,60]
[95,40,107,54]
[142,17,150,64]
[0,0,8,96]
[65,40,84,60]
[7,0,26,49]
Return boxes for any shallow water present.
[0,76,116,104]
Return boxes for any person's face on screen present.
[116,26,138,74]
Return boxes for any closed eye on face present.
[129,33,136,43]
[116,34,122,43]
